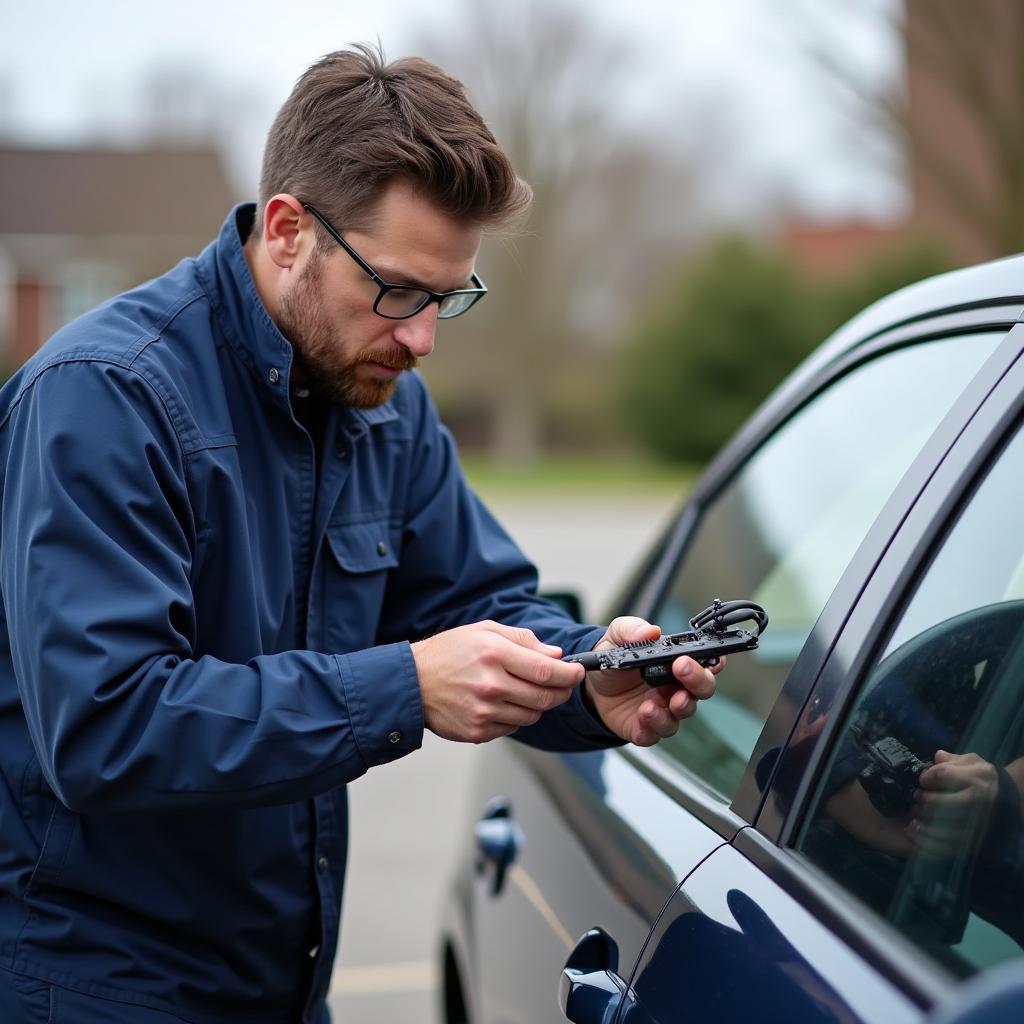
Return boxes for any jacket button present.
[268,367,280,384]
[377,541,388,556]
[316,856,329,874]
[336,446,350,459]
[387,730,402,745]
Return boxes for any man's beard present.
[276,250,417,408]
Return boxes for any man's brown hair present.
[256,44,532,239]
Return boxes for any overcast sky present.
[0,0,904,223]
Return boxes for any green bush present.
[618,237,824,463]
[618,235,955,464]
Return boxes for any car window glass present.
[652,333,1003,799]
[796,421,1024,977]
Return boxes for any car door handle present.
[559,928,644,1024]
[474,797,524,896]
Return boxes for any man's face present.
[276,180,482,408]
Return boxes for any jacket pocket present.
[25,798,76,896]
[322,518,400,654]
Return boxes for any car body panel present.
[451,741,733,1023]
[616,330,1024,1024]
[621,839,922,1024]
[440,256,1024,1024]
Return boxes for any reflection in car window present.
[653,333,1003,798]
[797,421,1024,977]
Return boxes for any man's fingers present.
[482,620,564,656]
[914,789,974,814]
[601,616,660,648]
[672,657,717,699]
[487,682,576,715]
[668,687,697,720]
[492,637,585,689]
[918,763,966,792]
[471,723,522,744]
[630,699,684,746]
[491,702,550,729]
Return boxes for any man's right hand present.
[909,750,1000,856]
[411,621,586,743]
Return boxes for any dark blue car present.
[439,255,1024,1023]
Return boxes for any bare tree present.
[788,0,1024,261]
[410,0,706,461]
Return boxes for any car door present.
[614,320,1024,1023]
[469,315,1016,1023]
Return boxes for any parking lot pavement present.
[487,493,682,621]
[329,731,479,1023]
[328,492,679,1022]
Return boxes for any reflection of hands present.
[790,697,829,746]
[826,779,915,856]
[584,617,724,747]
[908,750,998,856]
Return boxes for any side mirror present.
[543,590,585,623]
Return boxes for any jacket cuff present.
[564,684,627,747]
[334,642,424,770]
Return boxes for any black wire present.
[690,598,768,636]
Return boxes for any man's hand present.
[583,617,722,746]
[412,621,585,744]
[909,750,999,856]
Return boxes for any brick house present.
[0,146,237,368]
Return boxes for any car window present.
[796,419,1024,977]
[652,333,1003,799]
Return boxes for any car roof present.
[799,251,1024,387]
[693,252,1024,503]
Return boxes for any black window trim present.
[732,825,957,1010]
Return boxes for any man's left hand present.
[584,617,723,746]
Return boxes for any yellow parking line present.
[510,865,573,951]
[331,869,571,998]
[331,960,437,995]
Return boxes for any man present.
[0,46,719,1023]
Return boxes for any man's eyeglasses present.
[302,203,487,320]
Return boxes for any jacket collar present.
[196,203,398,425]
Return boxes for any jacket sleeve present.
[377,377,623,752]
[1,359,421,813]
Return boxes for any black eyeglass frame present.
[301,203,488,320]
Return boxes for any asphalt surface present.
[327,492,679,1023]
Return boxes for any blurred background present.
[3,0,1022,1019]
[4,0,1022,477]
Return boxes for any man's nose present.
[392,303,438,359]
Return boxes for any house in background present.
[780,0,1023,282]
[0,146,237,368]
[780,220,905,280]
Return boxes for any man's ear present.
[261,194,307,270]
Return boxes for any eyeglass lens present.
[375,288,478,320]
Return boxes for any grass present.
[460,454,699,500]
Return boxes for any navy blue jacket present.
[0,205,615,1023]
